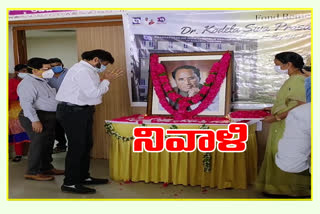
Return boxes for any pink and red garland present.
[230,110,271,118]
[150,52,231,120]
[110,111,272,124]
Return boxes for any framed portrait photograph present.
[147,51,233,117]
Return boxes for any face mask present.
[274,65,288,74]
[42,69,55,79]
[17,73,28,79]
[96,64,107,73]
[52,66,63,73]
[305,76,311,103]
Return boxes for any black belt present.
[59,102,92,108]
[58,102,94,112]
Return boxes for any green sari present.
[256,75,310,196]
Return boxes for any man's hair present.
[48,58,63,64]
[14,64,27,72]
[27,57,49,73]
[172,65,200,80]
[81,49,114,64]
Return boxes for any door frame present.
[10,15,123,65]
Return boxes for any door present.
[76,25,131,159]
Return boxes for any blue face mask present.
[305,76,311,103]
[97,64,107,73]
[52,66,64,73]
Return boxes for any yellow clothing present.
[256,75,310,196]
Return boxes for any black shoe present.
[53,147,67,154]
[61,184,96,194]
[81,177,109,185]
[12,156,22,162]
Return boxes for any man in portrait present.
[168,64,219,112]
[172,65,202,97]
[168,65,207,110]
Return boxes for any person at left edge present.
[9,64,30,162]
[18,58,64,181]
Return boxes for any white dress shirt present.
[56,60,110,106]
[275,103,311,173]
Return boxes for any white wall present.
[26,35,78,69]
[8,27,15,73]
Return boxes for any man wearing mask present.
[56,49,123,194]
[48,58,68,154]
[18,58,64,181]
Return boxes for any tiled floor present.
[8,152,267,199]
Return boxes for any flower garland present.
[150,52,231,120]
[203,153,212,173]
[230,110,271,118]
[199,124,212,173]
[104,122,134,142]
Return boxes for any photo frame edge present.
[147,51,234,117]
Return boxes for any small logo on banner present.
[145,17,155,25]
[132,17,141,24]
[148,19,155,25]
[157,16,166,24]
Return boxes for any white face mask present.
[42,69,55,78]
[17,73,28,79]
[274,65,288,74]
[96,64,107,73]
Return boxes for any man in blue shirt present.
[48,58,68,153]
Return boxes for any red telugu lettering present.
[216,123,248,152]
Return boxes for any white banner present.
[123,10,311,108]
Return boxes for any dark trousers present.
[56,103,94,185]
[55,121,67,149]
[19,110,56,175]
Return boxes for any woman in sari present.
[256,52,310,197]
[9,64,30,162]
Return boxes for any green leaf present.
[204,82,213,87]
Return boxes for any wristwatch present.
[274,115,281,121]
